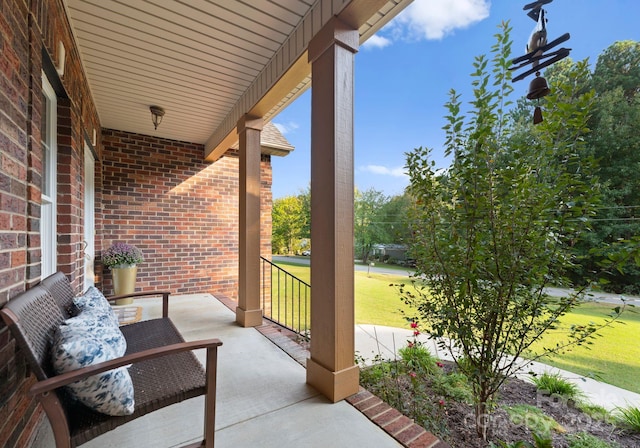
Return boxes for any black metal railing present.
[260,256,310,339]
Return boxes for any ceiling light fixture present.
[150,105,165,130]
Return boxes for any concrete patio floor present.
[32,293,402,448]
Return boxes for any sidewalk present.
[355,324,640,411]
[544,287,640,305]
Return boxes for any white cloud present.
[389,0,490,41]
[361,165,408,178]
[362,34,393,50]
[273,121,299,135]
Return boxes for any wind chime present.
[509,0,572,124]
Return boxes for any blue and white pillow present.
[64,310,127,357]
[52,322,135,416]
[74,286,119,327]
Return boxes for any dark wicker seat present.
[1,272,222,448]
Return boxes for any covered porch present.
[30,294,404,447]
[1,0,421,446]
[63,0,414,403]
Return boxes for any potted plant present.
[102,242,144,305]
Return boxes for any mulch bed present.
[389,362,640,447]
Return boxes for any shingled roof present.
[231,121,294,157]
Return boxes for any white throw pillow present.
[74,286,119,327]
[52,315,134,416]
[64,309,127,357]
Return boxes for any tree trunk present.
[475,393,491,441]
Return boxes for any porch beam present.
[236,115,263,327]
[306,17,360,403]
[204,0,396,162]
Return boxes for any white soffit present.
[64,0,412,151]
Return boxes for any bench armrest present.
[29,338,223,397]
[107,291,171,317]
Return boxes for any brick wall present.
[0,0,101,446]
[1,0,30,308]
[0,3,38,445]
[100,129,273,300]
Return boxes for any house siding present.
[0,1,272,446]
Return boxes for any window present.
[41,74,57,277]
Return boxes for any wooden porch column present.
[306,17,360,402]
[236,114,264,327]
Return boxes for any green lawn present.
[354,272,412,327]
[266,262,311,333]
[529,302,640,393]
[271,261,411,328]
[271,261,640,393]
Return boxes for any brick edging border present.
[346,388,450,448]
[213,294,449,448]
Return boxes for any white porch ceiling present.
[64,0,411,154]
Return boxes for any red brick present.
[351,395,383,412]
[347,388,372,405]
[432,441,451,448]
[396,424,427,445]
[10,250,26,267]
[372,407,403,426]
[363,401,394,419]
[383,415,415,436]
[11,215,26,231]
[407,431,441,448]
[100,130,270,299]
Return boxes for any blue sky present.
[271,0,640,199]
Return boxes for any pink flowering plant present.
[357,318,454,435]
[399,319,439,376]
[102,242,144,269]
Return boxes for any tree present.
[592,40,640,100]
[399,23,612,441]
[354,188,389,262]
[581,41,640,293]
[272,196,306,254]
[378,192,414,247]
[297,187,311,240]
[508,42,640,294]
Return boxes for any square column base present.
[235,307,263,327]
[306,358,360,402]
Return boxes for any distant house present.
[372,244,409,262]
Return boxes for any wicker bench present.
[0,272,222,448]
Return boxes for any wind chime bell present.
[509,1,572,126]
[526,72,551,124]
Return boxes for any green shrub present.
[358,353,400,396]
[505,404,564,438]
[489,441,531,448]
[432,372,473,403]
[357,352,448,437]
[615,405,640,433]
[566,431,621,448]
[398,344,438,375]
[575,402,613,423]
[489,433,552,448]
[455,356,476,377]
[358,359,404,406]
[530,372,584,400]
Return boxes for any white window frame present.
[84,144,96,290]
[41,73,57,277]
